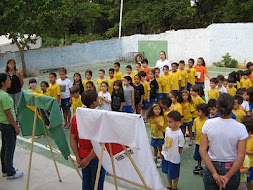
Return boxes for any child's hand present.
[78,158,90,169]
[99,96,104,100]
[132,105,135,110]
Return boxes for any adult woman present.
[200,93,248,189]
[5,59,24,118]
[70,89,105,190]
[0,73,23,179]
[155,51,171,74]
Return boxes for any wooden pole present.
[118,0,124,39]
[108,143,118,190]
[26,108,38,190]
[38,109,62,182]
[122,146,149,190]
[94,143,105,190]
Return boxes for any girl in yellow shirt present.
[190,85,205,118]
[27,78,41,94]
[82,70,94,91]
[40,81,49,96]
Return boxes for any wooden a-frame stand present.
[26,108,82,190]
[94,143,152,190]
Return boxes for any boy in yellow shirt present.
[48,73,61,105]
[170,62,182,91]
[161,65,171,97]
[114,62,123,80]
[70,85,82,115]
[97,69,107,92]
[227,76,237,96]
[155,67,164,101]
[187,58,197,91]
[82,70,94,91]
[179,60,188,91]
[133,62,141,77]
[232,95,246,123]
[193,103,209,175]
[124,65,135,84]
[139,71,150,122]
[240,70,252,89]
[208,78,219,100]
[107,68,116,95]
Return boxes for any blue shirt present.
[208,113,236,120]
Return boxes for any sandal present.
[166,187,172,190]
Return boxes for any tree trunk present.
[13,37,27,77]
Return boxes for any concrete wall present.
[0,39,122,74]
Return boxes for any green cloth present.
[17,90,70,160]
[0,89,16,124]
[241,155,250,183]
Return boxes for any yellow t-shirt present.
[192,95,206,118]
[227,86,237,96]
[107,77,116,95]
[156,77,164,94]
[142,81,151,101]
[82,79,94,91]
[237,81,240,89]
[240,78,252,89]
[48,83,61,99]
[170,71,182,91]
[232,108,246,123]
[72,95,82,115]
[163,111,170,132]
[181,101,194,123]
[42,91,49,96]
[114,71,123,80]
[194,117,208,145]
[240,155,250,182]
[170,102,183,115]
[124,73,135,84]
[208,89,219,100]
[247,135,253,167]
[133,70,138,77]
[187,68,197,85]
[161,74,171,94]
[97,78,107,92]
[148,116,164,139]
[179,69,188,87]
[27,89,41,93]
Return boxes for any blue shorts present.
[247,167,253,181]
[180,87,185,91]
[61,98,71,108]
[122,105,133,113]
[162,158,180,180]
[195,82,205,89]
[150,98,157,104]
[163,93,169,97]
[182,121,193,128]
[187,83,192,92]
[150,138,164,147]
[142,100,150,110]
[157,93,163,101]
[193,144,202,161]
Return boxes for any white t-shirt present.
[56,78,73,99]
[218,86,227,94]
[202,117,248,162]
[242,100,250,111]
[98,91,111,111]
[155,59,171,75]
[162,127,185,164]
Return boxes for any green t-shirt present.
[241,155,250,183]
[0,89,16,124]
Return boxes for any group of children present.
[26,57,253,190]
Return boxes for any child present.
[160,96,172,134]
[48,73,61,105]
[70,85,82,115]
[86,81,96,91]
[179,60,188,91]
[190,85,206,119]
[198,85,206,102]
[170,62,182,91]
[187,58,197,92]
[193,103,209,174]
[169,91,183,115]
[111,80,125,112]
[140,58,150,81]
[134,74,144,114]
[246,62,253,87]
[82,70,94,91]
[124,65,135,84]
[237,88,250,114]
[247,88,253,113]
[208,78,219,100]
[147,104,164,167]
[227,76,237,96]
[114,62,123,81]
[207,99,218,119]
[139,71,151,122]
[133,62,141,77]
[27,78,41,93]
[149,69,159,103]
[154,67,164,101]
[107,68,116,95]
[98,81,111,111]
[73,73,84,95]
[162,111,185,190]
[161,65,171,97]
[223,78,228,88]
[56,68,73,129]
[181,90,194,145]
[97,69,107,92]
[240,70,252,89]
[233,95,246,123]
[217,75,227,94]
[40,81,49,95]
[122,76,135,113]
[194,57,211,88]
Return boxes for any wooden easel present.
[26,108,82,190]
[94,143,152,190]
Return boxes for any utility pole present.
[119,0,123,39]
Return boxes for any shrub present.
[212,53,238,68]
[213,61,223,67]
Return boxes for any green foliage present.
[213,62,224,67]
[213,53,238,68]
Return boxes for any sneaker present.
[2,168,18,177]
[193,166,203,174]
[7,171,24,180]
[143,118,148,123]
[188,140,193,146]
[156,159,162,168]
[153,157,158,164]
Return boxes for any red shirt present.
[140,67,150,80]
[70,115,97,159]
[250,73,253,87]
[194,65,208,83]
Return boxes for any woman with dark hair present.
[155,51,171,74]
[200,94,248,189]
[5,59,24,120]
[0,73,23,179]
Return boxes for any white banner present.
[76,108,164,190]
